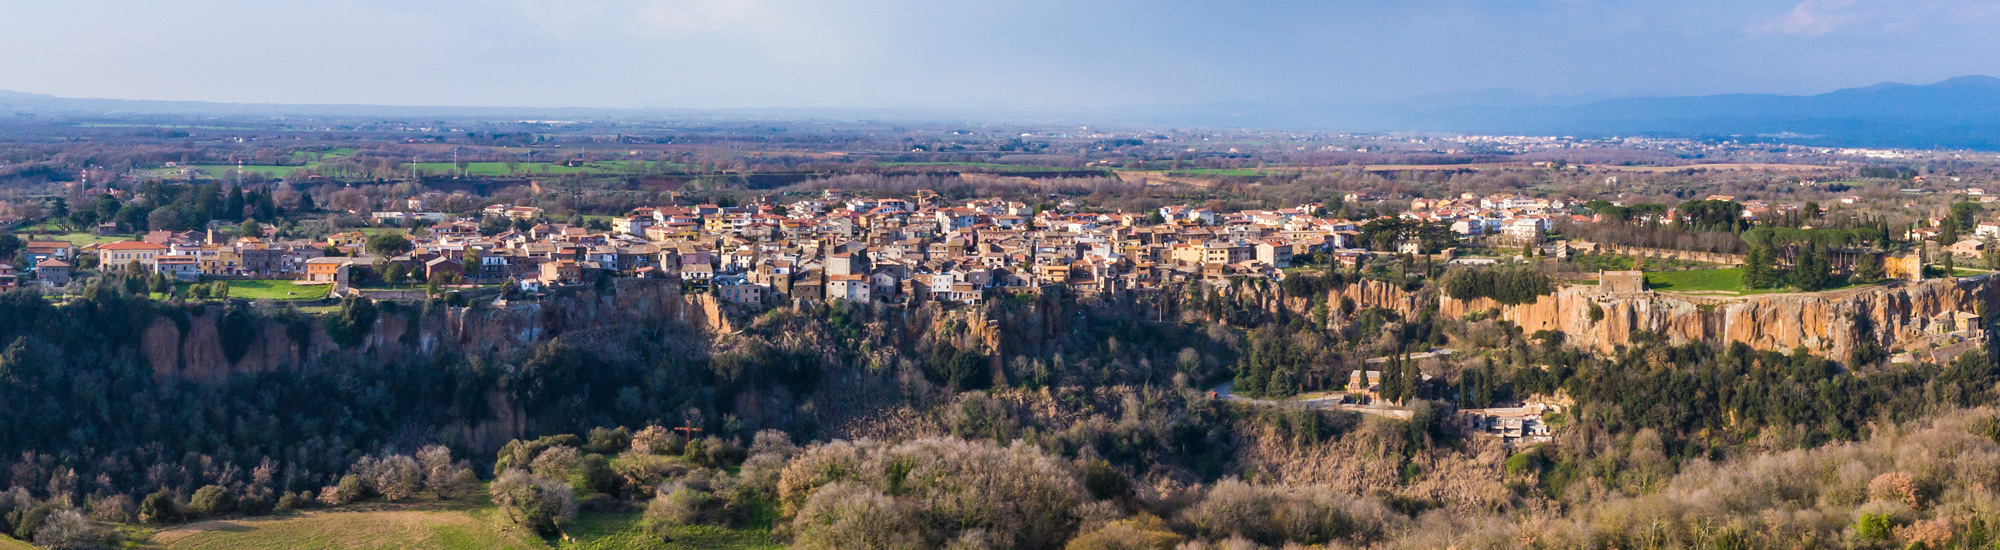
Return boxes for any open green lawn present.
[1646,267,1873,295]
[28,231,132,247]
[140,500,776,550]
[1644,268,1753,293]
[213,280,331,301]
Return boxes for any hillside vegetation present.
[0,261,1992,549]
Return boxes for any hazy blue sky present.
[2,0,1997,108]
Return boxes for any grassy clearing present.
[1645,268,1757,294]
[0,535,31,550]
[140,500,775,550]
[1946,266,1992,277]
[24,231,133,247]
[556,511,778,550]
[1570,253,1712,273]
[212,280,331,301]
[1645,267,1871,295]
[146,501,541,550]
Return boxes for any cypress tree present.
[1795,244,1831,291]
[1741,246,1778,289]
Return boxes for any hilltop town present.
[0,115,1996,550]
[6,183,1988,313]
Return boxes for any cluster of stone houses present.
[1403,193,1576,244]
[0,228,329,291]
[6,192,1439,303]
[424,193,1373,307]
[318,192,1388,306]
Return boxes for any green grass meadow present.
[139,499,776,550]
[211,280,332,301]
[1644,267,1874,295]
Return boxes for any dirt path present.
[1211,382,1415,420]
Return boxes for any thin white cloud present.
[1751,0,2000,37]
[515,0,612,40]
[513,0,861,67]
[627,0,858,66]
[1751,0,1858,37]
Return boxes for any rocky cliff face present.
[141,278,729,384]
[1429,276,1996,359]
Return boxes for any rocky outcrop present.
[1434,276,1996,360]
[141,278,728,384]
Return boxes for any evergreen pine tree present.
[224,186,246,221]
[1402,360,1424,403]
[1795,243,1831,291]
[1378,354,1403,404]
[1854,252,1884,282]
[1741,246,1778,289]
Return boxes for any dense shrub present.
[1178,480,1401,546]
[187,485,237,517]
[489,469,576,536]
[1439,267,1553,305]
[779,437,1086,549]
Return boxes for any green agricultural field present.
[187,160,667,179]
[291,148,357,161]
[878,161,1101,173]
[407,161,661,177]
[211,280,331,301]
[139,500,777,550]
[189,165,313,177]
[1163,168,1273,177]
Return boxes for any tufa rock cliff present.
[1428,276,1997,360]
[141,278,731,384]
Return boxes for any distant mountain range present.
[6,76,2000,150]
